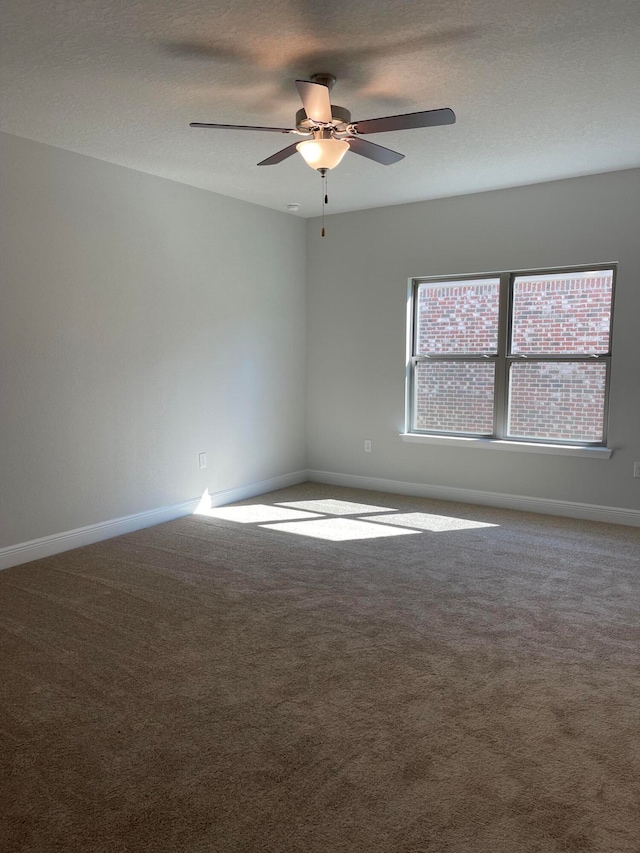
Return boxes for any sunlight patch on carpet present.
[198,505,323,523]
[362,512,499,532]
[260,518,419,541]
[275,499,397,515]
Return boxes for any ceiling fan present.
[190,73,455,174]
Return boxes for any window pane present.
[414,361,495,434]
[416,279,500,355]
[511,270,613,355]
[507,362,607,442]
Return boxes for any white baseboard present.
[307,469,640,528]
[0,470,308,571]
[0,497,201,571]
[3,466,637,571]
[206,470,308,508]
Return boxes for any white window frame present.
[403,264,616,456]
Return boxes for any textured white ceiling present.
[2,0,640,216]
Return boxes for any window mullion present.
[493,272,511,439]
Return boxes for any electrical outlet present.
[199,452,207,469]
[364,440,372,452]
[634,462,640,478]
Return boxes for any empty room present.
[2,1,640,851]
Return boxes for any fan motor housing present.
[296,105,351,132]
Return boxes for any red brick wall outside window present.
[412,270,613,442]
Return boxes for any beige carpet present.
[2,483,640,852]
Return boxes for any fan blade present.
[346,136,404,165]
[257,142,301,166]
[354,108,456,135]
[190,122,292,133]
[295,80,333,124]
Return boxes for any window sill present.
[399,433,613,458]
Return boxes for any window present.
[407,266,615,446]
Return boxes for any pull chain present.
[320,168,328,237]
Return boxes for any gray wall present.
[0,133,307,549]
[3,134,639,554]
[306,169,640,511]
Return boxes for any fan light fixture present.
[296,137,350,171]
